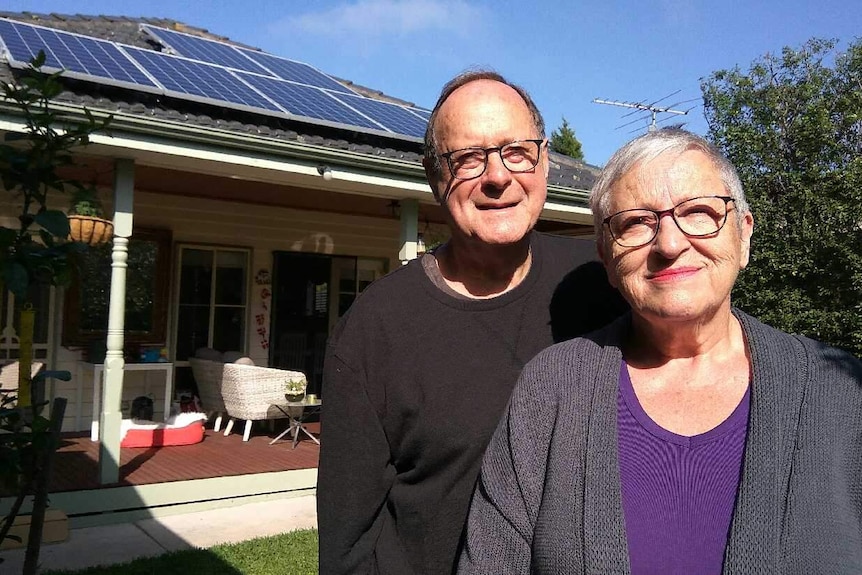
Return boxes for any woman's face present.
[598,149,754,326]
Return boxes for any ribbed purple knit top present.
[617,362,750,575]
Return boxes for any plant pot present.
[68,215,114,246]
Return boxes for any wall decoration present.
[257,287,272,350]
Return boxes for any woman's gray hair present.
[589,128,750,236]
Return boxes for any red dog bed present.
[120,413,206,448]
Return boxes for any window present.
[330,257,387,328]
[63,228,172,346]
[174,246,250,362]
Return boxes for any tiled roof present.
[0,12,598,190]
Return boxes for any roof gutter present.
[0,101,595,223]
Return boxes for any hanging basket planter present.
[67,215,114,246]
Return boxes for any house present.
[0,12,599,515]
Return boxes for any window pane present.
[179,250,213,307]
[212,307,244,353]
[215,251,248,306]
[76,239,160,333]
[175,305,211,361]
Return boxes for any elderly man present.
[316,71,625,575]
[458,128,862,574]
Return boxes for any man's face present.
[424,80,548,246]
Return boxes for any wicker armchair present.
[221,363,306,442]
[189,356,230,432]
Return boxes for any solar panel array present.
[0,18,160,92]
[0,18,430,142]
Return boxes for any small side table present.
[270,397,322,448]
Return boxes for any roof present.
[0,12,599,192]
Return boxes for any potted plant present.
[67,185,113,246]
[285,377,308,403]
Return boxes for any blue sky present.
[4,0,860,166]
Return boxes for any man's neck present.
[434,234,533,299]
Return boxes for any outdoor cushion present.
[222,350,245,363]
[120,412,207,448]
[194,347,223,362]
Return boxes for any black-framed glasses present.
[439,139,545,181]
[603,195,736,248]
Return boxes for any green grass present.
[42,528,318,575]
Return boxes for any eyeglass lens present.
[607,196,732,247]
[446,140,541,180]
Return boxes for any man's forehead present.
[434,80,534,144]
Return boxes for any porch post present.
[398,198,419,264]
[99,158,135,484]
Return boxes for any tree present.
[549,117,584,160]
[0,53,108,573]
[702,38,862,357]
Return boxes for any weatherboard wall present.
[0,188,402,433]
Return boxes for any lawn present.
[42,528,318,575]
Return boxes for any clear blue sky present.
[5,0,860,166]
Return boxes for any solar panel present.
[238,49,355,95]
[0,18,427,142]
[409,107,432,120]
[139,25,270,76]
[0,18,160,92]
[123,46,283,113]
[237,72,386,132]
[331,92,428,139]
[141,24,355,96]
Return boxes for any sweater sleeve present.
[317,347,397,574]
[457,354,559,574]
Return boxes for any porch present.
[5,423,321,529]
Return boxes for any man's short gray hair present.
[589,128,750,237]
[423,69,545,176]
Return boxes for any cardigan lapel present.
[722,311,806,574]
[582,323,631,574]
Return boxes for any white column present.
[398,199,419,264]
[99,158,135,485]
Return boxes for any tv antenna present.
[593,92,691,132]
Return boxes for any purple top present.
[618,362,749,575]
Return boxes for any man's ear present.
[542,141,550,178]
[422,156,444,204]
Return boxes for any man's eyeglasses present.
[603,195,736,248]
[439,139,545,181]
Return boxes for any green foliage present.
[0,51,111,300]
[42,529,319,575]
[0,52,109,568]
[549,117,584,160]
[67,185,105,217]
[702,38,862,357]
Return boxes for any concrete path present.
[0,495,318,573]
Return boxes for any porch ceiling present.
[61,156,449,223]
[60,156,591,233]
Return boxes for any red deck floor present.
[50,422,320,492]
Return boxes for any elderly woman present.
[457,129,862,574]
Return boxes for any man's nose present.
[481,151,511,191]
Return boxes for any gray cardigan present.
[458,311,862,574]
